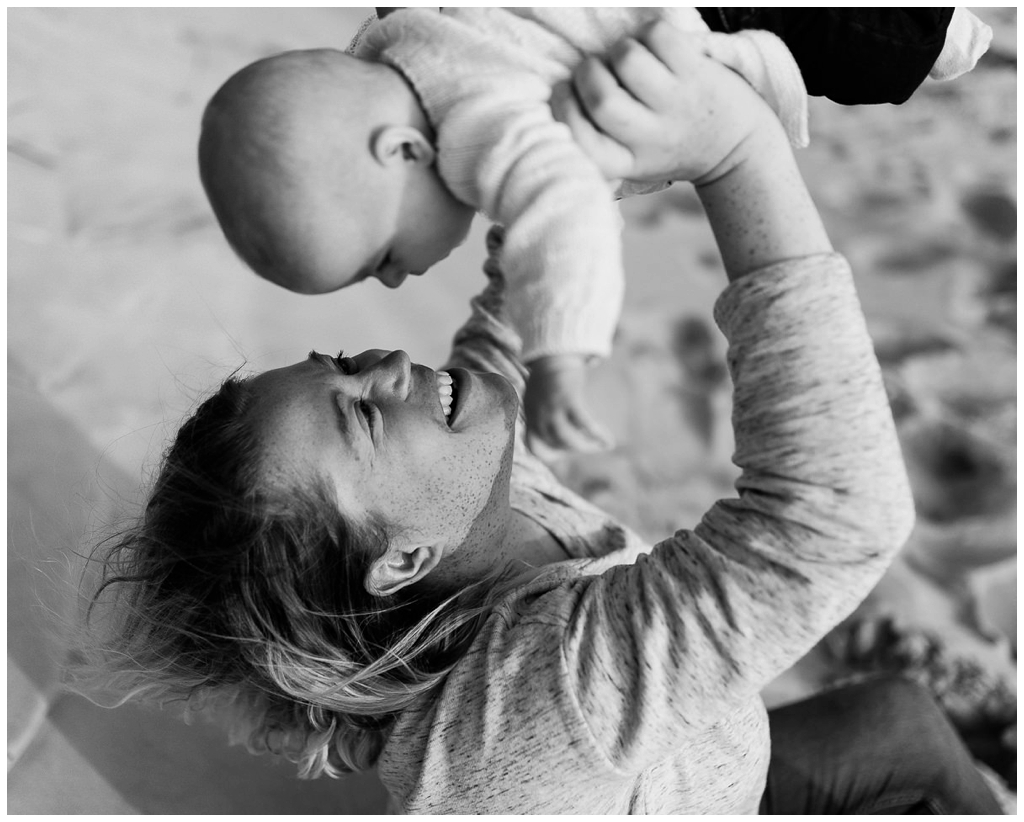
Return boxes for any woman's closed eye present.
[335,350,358,374]
[334,352,378,437]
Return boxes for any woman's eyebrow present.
[307,350,338,371]
[306,351,354,441]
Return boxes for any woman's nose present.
[368,349,411,397]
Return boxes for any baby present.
[198,7,990,453]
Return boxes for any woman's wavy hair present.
[72,373,504,778]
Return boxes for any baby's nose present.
[376,268,409,289]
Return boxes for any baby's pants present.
[698,8,954,105]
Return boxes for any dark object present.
[761,677,1005,813]
[960,189,1018,241]
[698,8,955,104]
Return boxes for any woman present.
[79,24,1002,814]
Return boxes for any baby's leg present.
[699,8,955,104]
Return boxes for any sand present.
[7,7,1016,813]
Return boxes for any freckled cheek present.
[369,430,511,529]
[435,455,489,505]
[428,441,508,511]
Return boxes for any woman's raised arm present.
[542,23,916,771]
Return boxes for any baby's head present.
[198,49,475,294]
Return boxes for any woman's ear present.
[370,125,436,168]
[365,542,443,597]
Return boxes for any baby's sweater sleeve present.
[546,254,915,772]
[440,91,625,364]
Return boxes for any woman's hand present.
[551,21,780,186]
[555,19,832,281]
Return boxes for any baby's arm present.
[439,228,614,456]
[454,100,624,364]
[441,92,626,451]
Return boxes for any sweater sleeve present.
[549,254,915,772]
[442,227,527,393]
[440,94,625,363]
[440,226,530,452]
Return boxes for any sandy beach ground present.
[8,7,1016,813]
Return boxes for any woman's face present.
[247,349,519,549]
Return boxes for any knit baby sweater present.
[374,227,916,813]
[351,8,807,363]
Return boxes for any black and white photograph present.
[8,6,1016,814]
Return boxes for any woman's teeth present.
[437,371,453,418]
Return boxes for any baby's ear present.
[371,125,435,167]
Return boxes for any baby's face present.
[361,168,476,290]
[284,168,476,295]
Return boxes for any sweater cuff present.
[713,252,854,342]
[929,8,993,81]
[508,247,623,363]
[519,322,613,364]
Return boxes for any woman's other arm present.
[441,226,530,438]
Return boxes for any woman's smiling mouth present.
[436,371,454,423]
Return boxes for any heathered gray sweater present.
[377,227,915,813]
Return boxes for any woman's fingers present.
[635,20,707,76]
[525,399,613,455]
[546,410,609,454]
[604,35,677,110]
[571,56,652,144]
[551,79,635,179]
[567,405,616,451]
[562,20,778,184]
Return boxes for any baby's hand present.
[525,355,615,455]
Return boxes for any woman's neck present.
[430,508,568,595]
[501,509,569,580]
